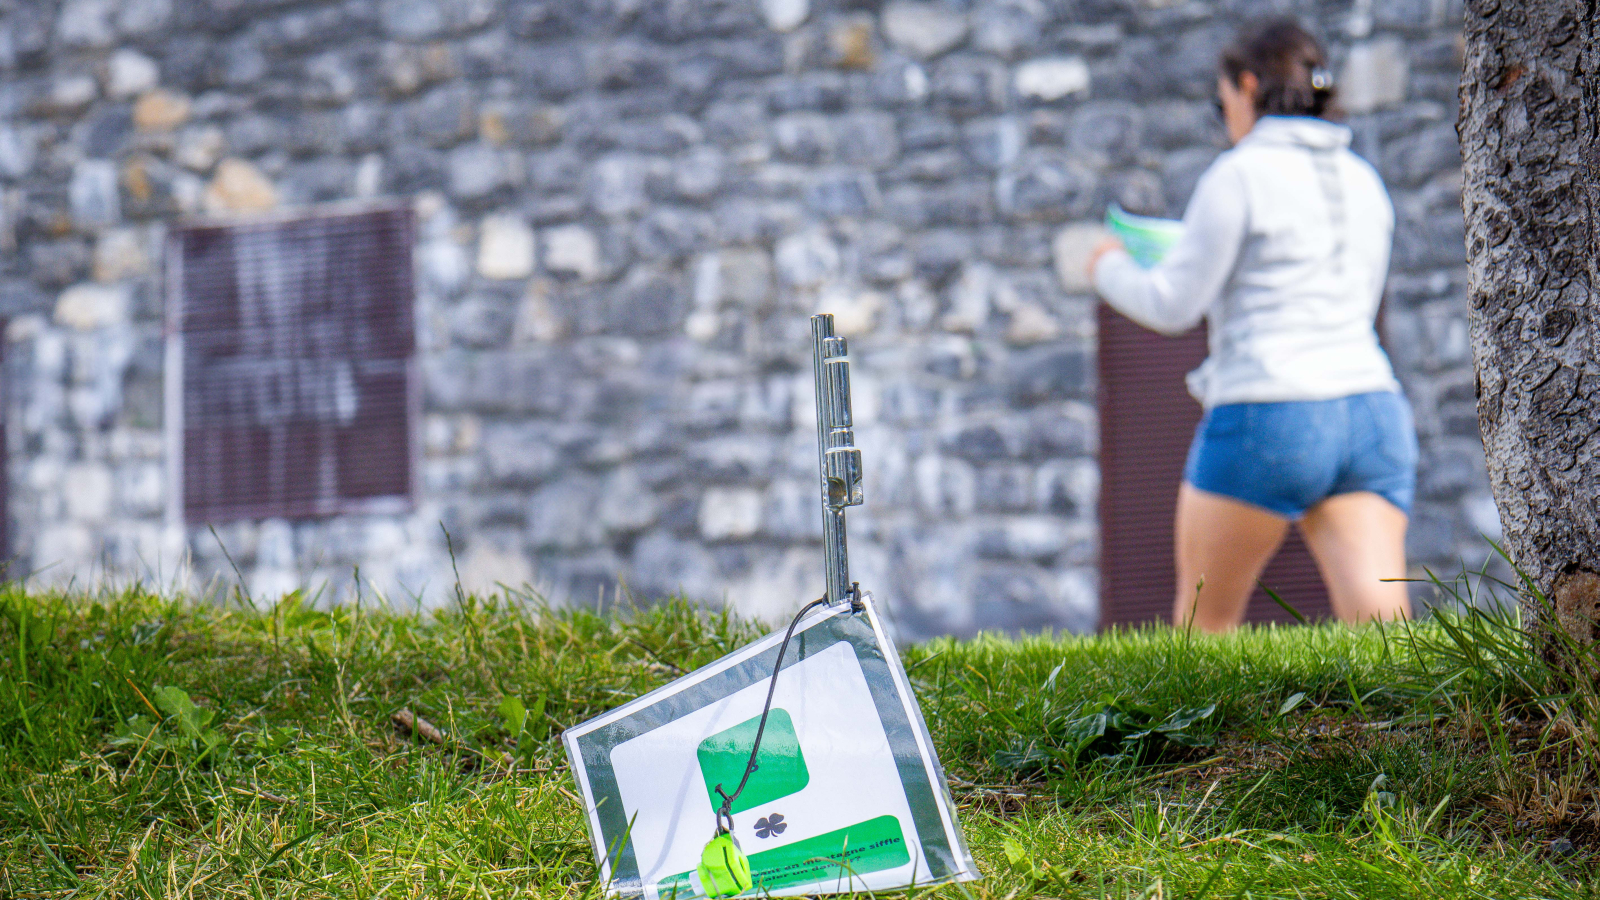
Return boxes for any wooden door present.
[1097,305,1331,628]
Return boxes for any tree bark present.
[1458,0,1600,640]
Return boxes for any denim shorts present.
[1183,391,1418,518]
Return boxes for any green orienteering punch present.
[697,832,752,897]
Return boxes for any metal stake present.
[810,314,863,607]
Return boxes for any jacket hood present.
[1240,116,1353,151]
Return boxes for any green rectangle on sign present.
[696,708,808,815]
[661,814,911,898]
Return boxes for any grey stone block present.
[409,84,478,149]
[575,272,684,337]
[962,116,1023,170]
[974,463,1032,512]
[1162,146,1221,215]
[529,476,603,551]
[900,114,959,152]
[1410,34,1467,72]
[1405,504,1455,563]
[1343,36,1410,115]
[739,376,793,428]
[970,564,1054,628]
[1002,151,1098,221]
[225,115,288,157]
[1390,208,1465,272]
[525,147,586,193]
[588,154,649,218]
[701,100,770,147]
[641,0,761,42]
[57,0,117,48]
[1028,404,1097,456]
[946,423,1012,461]
[761,479,815,540]
[449,143,518,200]
[632,208,712,261]
[282,111,345,158]
[715,249,773,307]
[768,71,852,113]
[836,112,900,169]
[380,0,496,40]
[1035,457,1097,516]
[30,241,93,288]
[424,350,575,415]
[879,382,941,425]
[1381,123,1460,189]
[1069,101,1143,164]
[629,529,720,601]
[1014,56,1091,102]
[1007,345,1090,406]
[883,2,969,59]
[674,146,724,201]
[590,41,669,92]
[79,107,132,158]
[977,225,1053,268]
[894,149,966,183]
[608,115,704,156]
[506,1,574,39]
[116,0,172,36]
[807,171,879,220]
[713,199,802,246]
[1109,168,1166,217]
[0,125,38,179]
[1419,439,1488,500]
[598,467,659,534]
[930,54,1007,116]
[451,294,514,349]
[908,230,968,287]
[773,113,835,164]
[973,1,1043,60]
[924,182,997,228]
[69,161,120,228]
[1139,100,1219,152]
[913,454,976,517]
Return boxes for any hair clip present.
[1310,67,1333,91]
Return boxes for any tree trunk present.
[1458,0,1600,640]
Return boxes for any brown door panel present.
[1097,305,1332,628]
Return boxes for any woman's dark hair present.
[1219,18,1339,120]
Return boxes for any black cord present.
[712,594,835,834]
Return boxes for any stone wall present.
[0,0,1486,637]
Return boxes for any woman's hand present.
[1086,236,1125,283]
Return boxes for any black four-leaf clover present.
[753,813,787,838]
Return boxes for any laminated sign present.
[563,314,978,898]
[562,597,977,898]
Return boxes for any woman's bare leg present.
[1173,483,1291,632]
[1298,491,1411,624]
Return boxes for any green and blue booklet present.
[1106,203,1183,268]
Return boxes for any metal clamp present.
[811,315,864,608]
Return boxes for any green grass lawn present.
[2,581,1596,898]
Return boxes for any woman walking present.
[1089,18,1416,632]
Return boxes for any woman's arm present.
[1091,160,1250,335]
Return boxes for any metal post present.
[810,314,863,607]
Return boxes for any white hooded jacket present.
[1094,116,1401,408]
